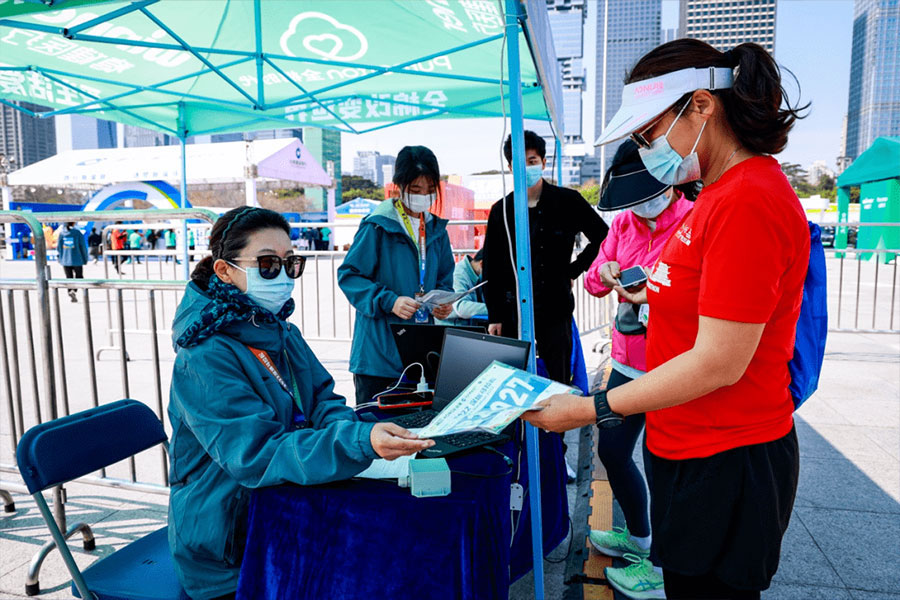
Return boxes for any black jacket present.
[483,181,609,330]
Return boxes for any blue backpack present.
[788,222,828,409]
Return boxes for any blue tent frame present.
[0,1,565,596]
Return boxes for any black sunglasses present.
[230,255,306,279]
[630,114,665,150]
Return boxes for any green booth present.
[835,136,900,263]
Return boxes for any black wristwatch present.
[594,390,624,429]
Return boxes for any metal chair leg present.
[25,521,95,596]
[0,489,15,513]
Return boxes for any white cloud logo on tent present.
[279,12,368,62]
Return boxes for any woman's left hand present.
[432,303,453,320]
[615,285,648,304]
[520,393,596,433]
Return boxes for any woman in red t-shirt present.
[524,39,809,600]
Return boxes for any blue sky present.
[341,0,855,177]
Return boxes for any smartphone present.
[377,390,434,410]
[616,265,648,289]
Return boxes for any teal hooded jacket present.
[338,200,455,378]
[167,281,377,599]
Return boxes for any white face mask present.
[630,192,672,219]
[402,192,435,213]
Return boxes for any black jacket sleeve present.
[569,192,609,279]
[483,198,513,325]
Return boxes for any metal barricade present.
[818,222,899,334]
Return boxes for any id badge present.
[414,292,429,323]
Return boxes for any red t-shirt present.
[644,156,809,460]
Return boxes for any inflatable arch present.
[81,180,189,232]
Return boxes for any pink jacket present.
[584,196,693,372]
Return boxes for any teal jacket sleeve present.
[291,328,362,429]
[435,233,455,292]
[337,224,398,318]
[172,341,376,488]
[77,231,89,265]
[453,262,488,319]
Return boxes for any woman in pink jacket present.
[583,140,696,599]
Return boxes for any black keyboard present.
[390,410,437,429]
[437,430,499,448]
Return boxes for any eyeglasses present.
[630,114,666,149]
[229,255,306,279]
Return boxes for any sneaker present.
[68,290,77,303]
[565,458,577,483]
[589,527,650,558]
[604,553,665,600]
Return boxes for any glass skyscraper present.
[679,0,777,54]
[595,0,662,173]
[844,0,900,162]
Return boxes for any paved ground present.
[0,257,898,599]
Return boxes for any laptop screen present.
[433,329,531,407]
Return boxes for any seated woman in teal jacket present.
[168,207,433,600]
[338,146,456,405]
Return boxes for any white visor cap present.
[594,66,734,146]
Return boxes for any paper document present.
[417,362,577,438]
[355,455,411,480]
[354,428,422,480]
[418,280,487,308]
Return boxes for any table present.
[236,429,568,599]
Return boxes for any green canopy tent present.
[0,1,564,596]
[835,136,900,263]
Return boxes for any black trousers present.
[646,426,799,597]
[62,266,83,279]
[501,316,572,385]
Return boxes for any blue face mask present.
[229,264,295,315]
[631,192,672,219]
[525,164,543,188]
[638,101,705,186]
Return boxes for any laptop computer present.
[389,329,531,457]
[390,323,486,382]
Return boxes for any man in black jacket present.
[483,131,609,385]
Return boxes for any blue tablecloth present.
[236,431,567,599]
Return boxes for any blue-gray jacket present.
[338,200,454,378]
[167,282,377,599]
[57,228,88,267]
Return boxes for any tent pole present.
[178,103,190,280]
[505,1,545,598]
[555,137,563,186]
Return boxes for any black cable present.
[544,516,574,564]
[451,445,514,479]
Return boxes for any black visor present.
[598,139,670,211]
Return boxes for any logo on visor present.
[633,81,664,99]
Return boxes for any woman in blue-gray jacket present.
[168,207,433,600]
[338,146,456,405]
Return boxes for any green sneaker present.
[588,527,650,558]
[604,553,666,600]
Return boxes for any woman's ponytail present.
[721,43,808,155]
[627,39,808,156]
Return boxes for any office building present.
[123,124,175,147]
[679,0,777,53]
[843,0,900,162]
[0,101,56,168]
[55,114,117,152]
[546,0,590,187]
[353,150,396,187]
[595,0,662,174]
[807,160,835,186]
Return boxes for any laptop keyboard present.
[390,410,437,429]
[438,430,499,448]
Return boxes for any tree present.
[578,182,600,206]
[341,174,382,203]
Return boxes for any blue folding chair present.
[16,399,187,600]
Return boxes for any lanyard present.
[393,198,427,292]
[246,345,307,427]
